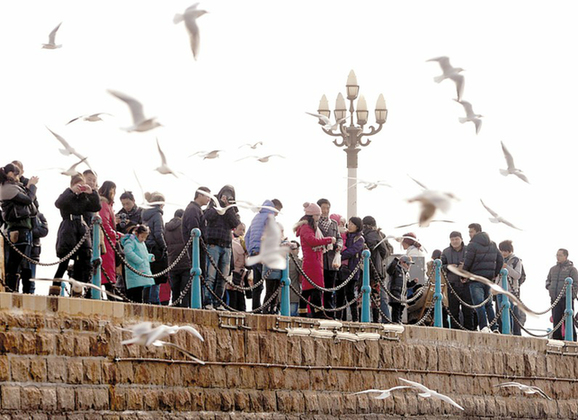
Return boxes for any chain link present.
[370,292,393,323]
[446,279,493,309]
[415,300,436,326]
[442,301,469,331]
[370,257,431,305]
[289,283,362,313]
[289,252,363,293]
[0,219,94,267]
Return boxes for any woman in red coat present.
[294,202,335,318]
[98,181,120,290]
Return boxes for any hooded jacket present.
[0,181,38,230]
[341,231,365,281]
[245,199,277,256]
[165,215,191,272]
[202,185,240,248]
[182,200,204,243]
[441,243,466,284]
[294,220,333,290]
[463,232,503,281]
[546,259,578,301]
[363,227,389,279]
[142,205,167,259]
[121,234,155,289]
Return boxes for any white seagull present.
[107,90,162,132]
[480,199,522,230]
[31,278,124,301]
[245,214,288,270]
[426,56,465,101]
[455,99,482,135]
[45,127,92,169]
[234,200,280,214]
[42,22,63,49]
[399,378,464,410]
[446,265,541,317]
[235,154,285,163]
[407,177,458,227]
[194,189,237,215]
[394,220,454,229]
[173,3,208,60]
[238,142,263,150]
[495,382,552,400]
[154,138,178,178]
[66,113,112,125]
[121,322,205,364]
[188,150,222,159]
[500,141,530,184]
[305,112,348,132]
[354,386,412,400]
[348,178,392,191]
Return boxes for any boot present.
[48,285,61,296]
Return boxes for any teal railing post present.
[91,217,102,300]
[191,228,202,309]
[280,254,291,316]
[500,268,511,335]
[434,259,443,327]
[565,277,574,341]
[361,249,371,323]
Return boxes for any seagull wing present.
[108,90,146,125]
[176,325,204,342]
[66,115,83,125]
[68,157,88,172]
[495,381,524,388]
[455,99,474,117]
[426,56,450,72]
[157,341,206,364]
[235,156,257,162]
[184,17,201,59]
[434,392,464,410]
[156,138,168,165]
[128,322,154,336]
[305,112,330,125]
[398,378,430,393]
[48,22,62,44]
[448,73,465,101]
[501,141,516,170]
[145,325,169,346]
[500,217,523,231]
[46,126,74,153]
[514,171,530,184]
[474,118,482,135]
[480,199,500,219]
[407,175,428,190]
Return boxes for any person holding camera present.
[115,191,143,234]
[387,255,414,323]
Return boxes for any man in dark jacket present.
[181,187,211,285]
[463,223,503,332]
[442,231,475,330]
[201,185,241,309]
[166,209,191,307]
[546,248,578,340]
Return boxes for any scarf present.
[318,216,332,234]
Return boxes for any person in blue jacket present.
[121,224,155,303]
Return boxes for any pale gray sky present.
[2,1,578,332]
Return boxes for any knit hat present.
[330,213,343,224]
[303,202,321,216]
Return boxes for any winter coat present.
[142,206,167,260]
[181,201,204,243]
[363,227,389,279]
[0,181,37,231]
[54,188,101,257]
[121,234,155,289]
[341,231,365,281]
[441,244,466,284]
[31,213,48,260]
[245,200,277,256]
[406,245,426,259]
[295,221,333,291]
[318,216,343,271]
[546,260,578,301]
[463,232,503,281]
[165,216,191,272]
[116,205,142,234]
[99,198,117,284]
[503,254,523,296]
[386,257,407,300]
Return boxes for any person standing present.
[98,181,119,291]
[316,198,343,315]
[387,255,413,323]
[498,240,525,335]
[288,240,303,316]
[115,191,142,234]
[229,222,248,311]
[165,209,191,307]
[181,186,211,278]
[142,192,168,304]
[294,202,335,318]
[121,225,155,303]
[546,248,578,341]
[442,231,475,330]
[463,223,503,332]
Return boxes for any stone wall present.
[0,292,577,419]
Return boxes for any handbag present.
[338,264,352,282]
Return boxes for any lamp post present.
[316,70,388,219]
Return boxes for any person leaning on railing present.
[546,248,578,341]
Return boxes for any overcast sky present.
[2,0,578,332]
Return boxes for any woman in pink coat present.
[294,202,336,318]
[98,181,120,290]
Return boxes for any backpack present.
[511,256,526,286]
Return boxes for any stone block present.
[126,388,143,410]
[286,337,302,365]
[83,359,103,384]
[89,335,109,357]
[174,388,192,411]
[412,344,428,371]
[189,388,205,411]
[142,389,159,411]
[76,388,96,410]
[40,387,57,411]
[21,386,42,410]
[254,366,270,390]
[67,359,83,384]
[0,356,8,381]
[10,356,31,382]
[309,368,325,391]
[117,361,134,383]
[1,332,21,354]
[57,386,75,411]
[74,335,91,357]
[261,389,277,412]
[268,367,286,389]
[215,330,234,362]
[30,357,47,382]
[300,337,315,365]
[110,387,126,411]
[56,334,75,356]
[36,333,56,355]
[1,385,21,409]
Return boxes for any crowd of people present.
[1,162,577,339]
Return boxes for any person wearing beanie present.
[293,202,336,318]
[362,215,393,323]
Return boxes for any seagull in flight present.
[426,56,465,101]
[494,382,552,400]
[455,100,482,134]
[121,321,205,364]
[42,22,63,49]
[235,200,280,214]
[446,265,541,317]
[347,178,392,191]
[354,386,412,400]
[154,138,178,178]
[32,278,124,301]
[480,199,522,230]
[235,154,285,163]
[394,220,454,229]
[188,150,222,159]
[194,189,237,215]
[305,112,348,132]
[173,3,208,60]
[245,214,289,270]
[500,141,529,184]
[45,127,92,169]
[107,90,162,132]
[238,142,263,150]
[407,176,458,227]
[399,378,464,410]
[66,113,112,125]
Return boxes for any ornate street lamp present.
[315,70,388,219]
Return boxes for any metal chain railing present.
[370,258,430,305]
[442,301,470,331]
[487,300,505,329]
[446,279,493,309]
[510,308,563,338]
[0,218,94,266]
[415,299,436,326]
[290,252,362,293]
[370,292,393,323]
[201,238,269,292]
[101,225,193,278]
[289,283,362,314]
